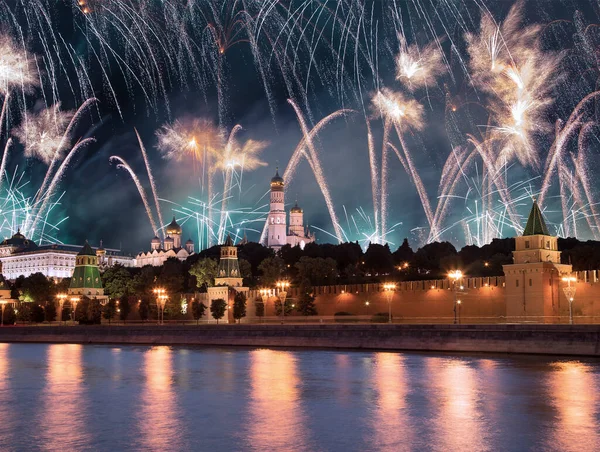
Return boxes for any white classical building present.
[0,230,134,280]
[266,169,315,250]
[135,217,195,267]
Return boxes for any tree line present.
[2,236,599,324]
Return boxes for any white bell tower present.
[267,169,287,250]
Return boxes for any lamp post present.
[276,281,290,323]
[562,276,577,325]
[259,288,273,324]
[0,300,6,327]
[56,293,67,325]
[449,270,463,325]
[383,283,396,324]
[70,297,80,324]
[153,288,168,325]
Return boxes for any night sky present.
[1,0,599,255]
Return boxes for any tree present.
[159,258,185,295]
[16,273,54,304]
[238,259,253,286]
[210,298,227,324]
[16,303,32,322]
[103,299,117,324]
[44,301,57,322]
[258,256,285,286]
[119,297,132,322]
[233,292,247,323]
[139,299,150,322]
[364,243,394,276]
[296,279,317,316]
[189,258,218,291]
[393,238,414,265]
[2,305,16,325]
[274,299,293,316]
[87,299,102,324]
[191,300,207,325]
[295,256,337,286]
[31,304,45,323]
[102,264,134,299]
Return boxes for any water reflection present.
[39,344,87,451]
[546,361,600,451]
[247,349,309,451]
[136,346,180,451]
[0,343,12,442]
[369,352,411,450]
[427,358,485,451]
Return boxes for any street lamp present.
[383,283,396,324]
[56,293,67,325]
[259,288,273,323]
[153,288,168,325]
[70,297,80,324]
[456,299,462,324]
[562,276,577,325]
[276,280,290,323]
[449,270,463,325]
[0,300,6,327]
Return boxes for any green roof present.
[70,264,103,289]
[523,201,550,236]
[78,241,96,256]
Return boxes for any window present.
[276,218,281,224]
[546,241,550,249]
[529,279,532,287]
[271,218,274,224]
[516,280,519,287]
[549,280,552,287]
[525,241,530,249]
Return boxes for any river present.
[0,343,598,451]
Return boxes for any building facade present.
[0,230,133,280]
[503,201,572,319]
[135,217,195,267]
[266,169,315,250]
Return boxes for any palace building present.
[135,216,195,267]
[265,169,315,250]
[0,230,133,280]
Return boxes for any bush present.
[371,312,390,323]
[2,305,16,325]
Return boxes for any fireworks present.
[1,1,600,250]
[13,103,74,165]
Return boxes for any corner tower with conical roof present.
[68,241,106,299]
[503,201,571,322]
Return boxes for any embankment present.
[1,324,600,356]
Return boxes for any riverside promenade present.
[1,324,600,356]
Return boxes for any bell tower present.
[503,201,571,322]
[266,168,287,250]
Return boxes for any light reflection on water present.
[0,344,598,451]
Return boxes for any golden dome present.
[166,216,182,235]
[291,201,302,213]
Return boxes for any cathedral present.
[266,169,315,251]
[135,217,195,267]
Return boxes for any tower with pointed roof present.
[503,201,571,321]
[265,168,315,250]
[207,234,249,324]
[215,234,243,287]
[68,241,106,299]
[267,168,287,250]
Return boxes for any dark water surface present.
[0,343,599,451]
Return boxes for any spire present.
[224,234,234,246]
[523,200,550,236]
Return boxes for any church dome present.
[151,236,161,244]
[166,216,182,235]
[291,202,302,213]
[270,169,284,187]
[164,236,174,244]
[185,238,194,245]
[96,240,106,256]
